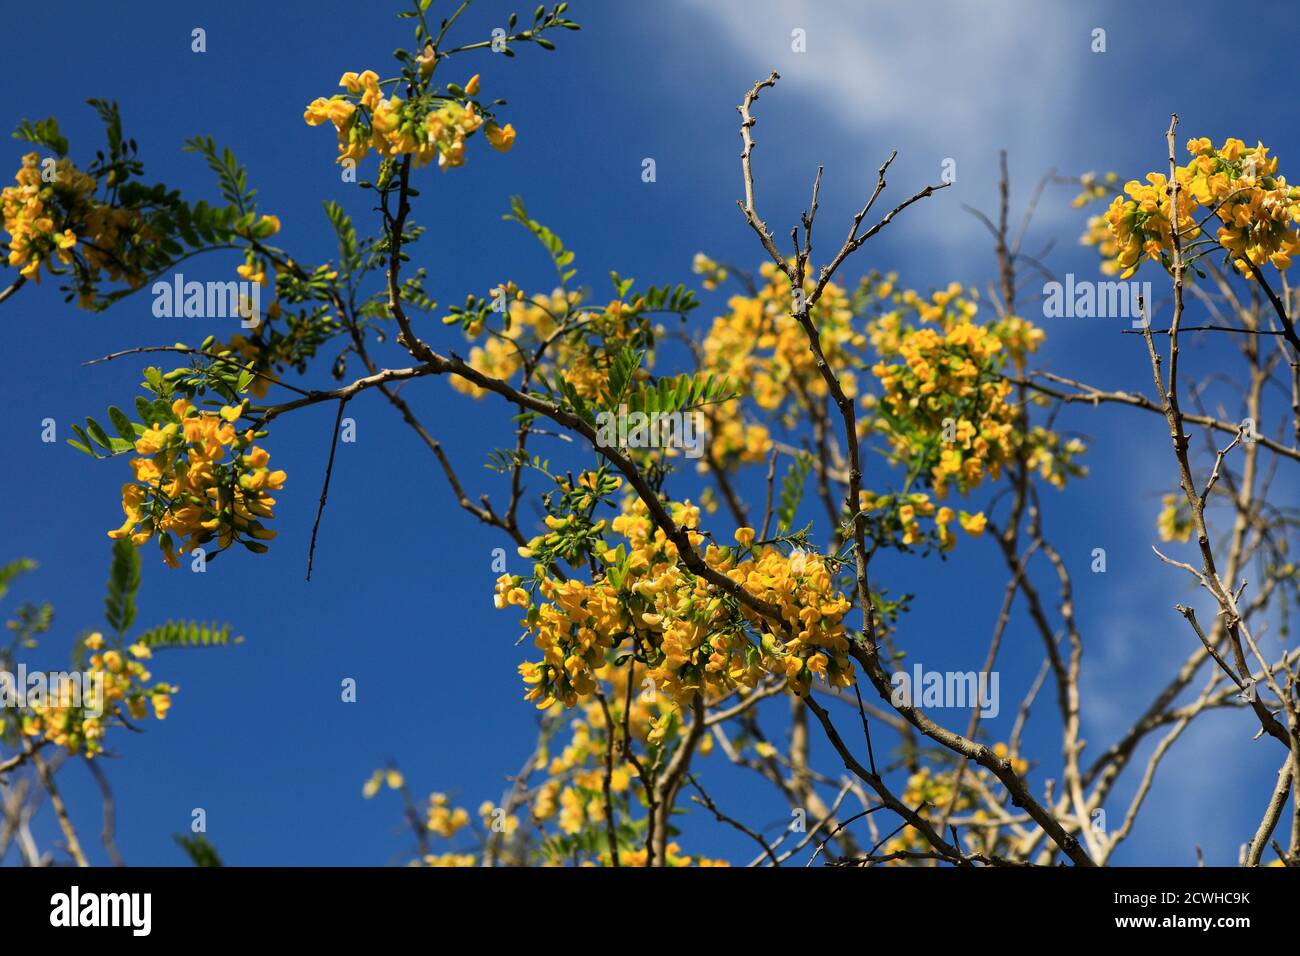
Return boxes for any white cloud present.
[676,0,1099,255]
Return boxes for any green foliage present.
[141,345,258,409]
[506,195,576,285]
[183,135,256,214]
[68,405,143,459]
[408,2,579,58]
[104,538,141,636]
[134,620,242,651]
[12,115,67,156]
[5,602,53,652]
[621,372,731,417]
[635,282,698,317]
[0,559,37,601]
[11,102,281,312]
[1,559,48,654]
[323,200,359,275]
[174,834,223,867]
[776,453,814,534]
[87,99,132,172]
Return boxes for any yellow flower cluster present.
[530,675,727,865]
[717,528,856,697]
[1093,138,1300,279]
[691,252,728,290]
[859,490,987,552]
[449,286,659,410]
[1101,171,1201,279]
[1070,171,1118,208]
[881,742,1026,862]
[449,287,571,398]
[478,800,521,837]
[1156,492,1193,543]
[867,284,1026,498]
[529,686,644,842]
[372,663,732,865]
[991,315,1047,372]
[304,70,513,169]
[2,152,143,299]
[426,792,471,837]
[702,415,772,470]
[418,853,478,867]
[21,632,172,757]
[1080,214,1122,276]
[507,574,621,708]
[690,259,861,469]
[364,771,527,866]
[362,767,405,798]
[2,153,82,280]
[699,261,862,419]
[506,498,856,712]
[618,842,729,867]
[1185,137,1300,273]
[107,398,284,568]
[1024,427,1087,491]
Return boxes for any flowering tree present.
[3,2,1298,868]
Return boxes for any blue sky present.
[3,0,1297,865]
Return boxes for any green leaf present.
[12,116,68,156]
[104,538,141,635]
[173,834,223,867]
[777,453,813,534]
[70,423,101,458]
[135,619,241,650]
[183,136,256,213]
[504,196,577,285]
[323,200,358,270]
[85,418,113,451]
[0,558,37,601]
[107,406,136,443]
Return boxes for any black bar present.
[3,864,1293,941]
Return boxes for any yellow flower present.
[1157,493,1193,543]
[484,121,516,153]
[426,793,470,837]
[417,44,436,78]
